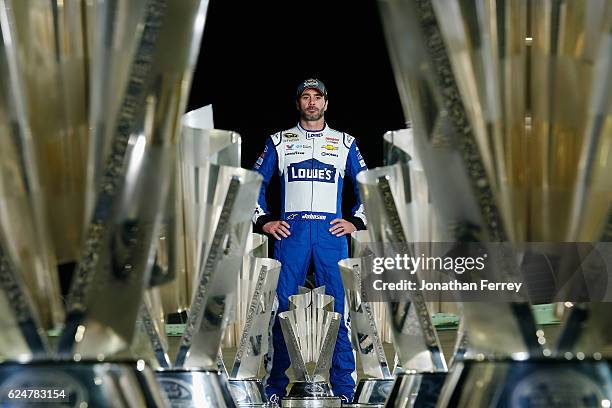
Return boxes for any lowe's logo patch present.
[287,159,336,183]
[306,132,323,139]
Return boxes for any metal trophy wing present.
[58,0,209,358]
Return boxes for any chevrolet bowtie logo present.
[321,145,338,151]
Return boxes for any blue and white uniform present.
[253,123,367,401]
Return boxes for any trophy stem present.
[0,251,48,356]
[140,302,171,368]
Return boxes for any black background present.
[58,0,407,296]
[186,0,406,218]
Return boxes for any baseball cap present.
[296,78,328,99]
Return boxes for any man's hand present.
[263,221,291,241]
[329,218,356,237]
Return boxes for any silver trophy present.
[278,287,343,408]
[0,0,209,406]
[357,129,449,408]
[158,103,215,312]
[339,257,394,407]
[227,234,282,407]
[379,0,612,406]
[154,108,264,408]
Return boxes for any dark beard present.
[300,108,324,122]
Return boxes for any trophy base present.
[384,371,447,408]
[281,396,342,408]
[282,382,340,407]
[343,405,385,408]
[0,359,167,407]
[437,358,612,408]
[228,378,271,407]
[352,378,394,405]
[288,381,334,398]
[156,368,236,408]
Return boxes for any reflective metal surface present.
[228,378,271,407]
[376,0,543,358]
[378,0,612,405]
[230,244,281,379]
[58,0,210,359]
[278,287,341,385]
[7,0,94,264]
[344,405,383,408]
[163,106,240,313]
[350,231,393,345]
[129,289,171,369]
[0,31,50,351]
[384,372,446,408]
[0,0,64,334]
[437,358,612,408]
[156,368,236,408]
[144,110,262,406]
[281,395,341,408]
[0,252,47,358]
[225,237,280,406]
[224,232,268,347]
[357,162,447,373]
[353,378,394,405]
[173,125,263,369]
[357,128,450,407]
[288,381,333,398]
[0,360,167,407]
[340,258,391,380]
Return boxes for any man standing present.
[252,78,367,403]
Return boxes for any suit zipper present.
[310,136,314,214]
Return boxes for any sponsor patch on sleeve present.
[356,147,366,168]
[254,146,266,169]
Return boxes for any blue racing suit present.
[252,123,367,401]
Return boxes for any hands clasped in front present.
[263,218,356,240]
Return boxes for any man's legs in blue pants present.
[312,224,355,400]
[264,220,355,401]
[264,223,311,400]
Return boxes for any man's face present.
[297,88,327,121]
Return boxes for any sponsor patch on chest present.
[287,159,336,183]
[321,144,338,151]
